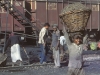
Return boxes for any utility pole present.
[3,1,9,53]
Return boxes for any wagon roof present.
[36,0,63,2]
[36,0,100,1]
[36,0,100,4]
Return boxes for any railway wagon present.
[0,0,100,45]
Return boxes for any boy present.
[51,24,60,68]
[63,26,87,75]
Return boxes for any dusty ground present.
[0,46,100,75]
[0,61,100,75]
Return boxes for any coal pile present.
[60,3,90,15]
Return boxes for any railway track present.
[0,63,54,72]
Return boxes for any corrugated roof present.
[36,0,100,1]
[36,0,100,4]
[72,0,100,1]
[36,0,63,2]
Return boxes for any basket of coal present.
[59,3,91,32]
[0,53,7,67]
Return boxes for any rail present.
[0,32,38,39]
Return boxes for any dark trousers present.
[40,44,48,64]
[45,44,49,56]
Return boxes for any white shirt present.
[38,27,47,44]
[60,36,66,45]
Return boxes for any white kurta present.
[11,44,22,62]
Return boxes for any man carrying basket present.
[63,26,87,75]
[59,3,91,75]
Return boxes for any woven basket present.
[59,3,91,32]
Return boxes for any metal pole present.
[85,0,87,30]
[46,0,48,22]
[3,1,9,53]
[9,0,13,32]
[90,0,92,31]
[57,0,59,28]
[98,1,100,31]
[85,0,87,6]
[0,14,1,33]
[62,0,64,8]
[35,0,38,47]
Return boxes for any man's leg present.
[40,44,46,64]
[53,48,56,66]
[43,45,46,63]
[39,44,42,59]
[60,45,64,62]
[45,44,49,56]
[55,50,60,67]
[40,44,43,64]
[53,47,60,67]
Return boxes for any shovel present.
[22,47,30,65]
